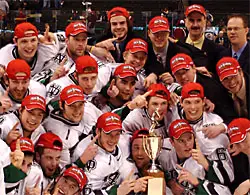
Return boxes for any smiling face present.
[62,101,85,123]
[110,15,128,41]
[97,129,121,152]
[173,66,196,86]
[15,33,39,62]
[123,51,147,72]
[131,137,150,170]
[181,97,204,121]
[148,31,169,51]
[20,108,44,132]
[221,70,243,94]
[55,176,80,195]
[6,79,30,101]
[170,132,194,160]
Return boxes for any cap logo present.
[30,96,45,104]
[154,19,167,25]
[218,62,233,70]
[23,31,37,37]
[67,88,82,94]
[172,57,185,65]
[228,126,239,134]
[20,139,32,146]
[133,40,146,46]
[73,23,85,28]
[123,65,135,71]
[105,115,120,124]
[173,121,187,129]
[71,167,84,178]
[188,4,202,10]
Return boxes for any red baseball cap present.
[185,4,206,17]
[169,119,194,139]
[107,7,130,21]
[125,38,148,54]
[148,16,170,33]
[181,82,204,99]
[228,118,250,144]
[75,55,98,74]
[147,83,170,101]
[114,64,137,79]
[63,166,88,190]
[216,57,240,81]
[14,22,38,39]
[65,22,87,38]
[96,112,123,134]
[21,95,46,112]
[36,132,63,151]
[6,59,31,80]
[170,53,194,74]
[131,128,149,143]
[10,137,34,153]
[60,85,85,105]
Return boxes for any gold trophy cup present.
[142,108,165,195]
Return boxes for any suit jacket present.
[243,72,249,119]
[144,41,190,76]
[219,42,249,75]
[178,37,225,75]
[196,72,238,124]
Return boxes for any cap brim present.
[65,97,85,105]
[230,132,247,144]
[25,104,46,112]
[172,64,190,74]
[150,27,170,34]
[186,10,206,17]
[219,69,238,81]
[103,126,123,134]
[70,29,88,36]
[129,48,148,54]
[118,74,138,80]
[63,172,83,190]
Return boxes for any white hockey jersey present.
[158,138,232,195]
[0,111,45,144]
[0,43,59,77]
[0,80,46,112]
[72,135,136,195]
[122,106,179,138]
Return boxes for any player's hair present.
[227,14,248,28]
[23,151,35,157]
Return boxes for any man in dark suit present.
[220,14,249,75]
[216,57,249,119]
[178,4,225,75]
[143,16,189,88]
[170,53,238,124]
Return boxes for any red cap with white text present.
[169,119,194,139]
[36,132,63,151]
[6,59,31,80]
[60,85,85,105]
[14,22,38,39]
[181,82,204,99]
[75,55,98,74]
[228,118,250,144]
[96,112,123,133]
[65,22,87,37]
[185,4,206,17]
[148,16,170,33]
[170,53,194,74]
[21,95,46,112]
[114,64,137,78]
[125,38,148,54]
[107,7,130,21]
[147,83,170,101]
[10,137,34,153]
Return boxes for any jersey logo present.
[54,53,66,64]
[56,34,65,43]
[216,148,227,161]
[85,159,97,172]
[47,83,62,98]
[103,171,120,189]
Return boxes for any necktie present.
[115,42,121,62]
[156,54,163,64]
[233,53,238,60]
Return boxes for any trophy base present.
[143,169,165,195]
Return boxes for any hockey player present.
[122,83,179,138]
[227,118,250,195]
[0,59,46,113]
[0,22,59,77]
[72,112,137,194]
[158,119,232,194]
[0,94,46,145]
[46,55,102,103]
[4,137,36,194]
[43,166,88,195]
[44,84,101,167]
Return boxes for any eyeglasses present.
[227,27,245,32]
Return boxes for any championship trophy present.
[142,108,165,195]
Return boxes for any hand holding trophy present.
[142,108,165,195]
